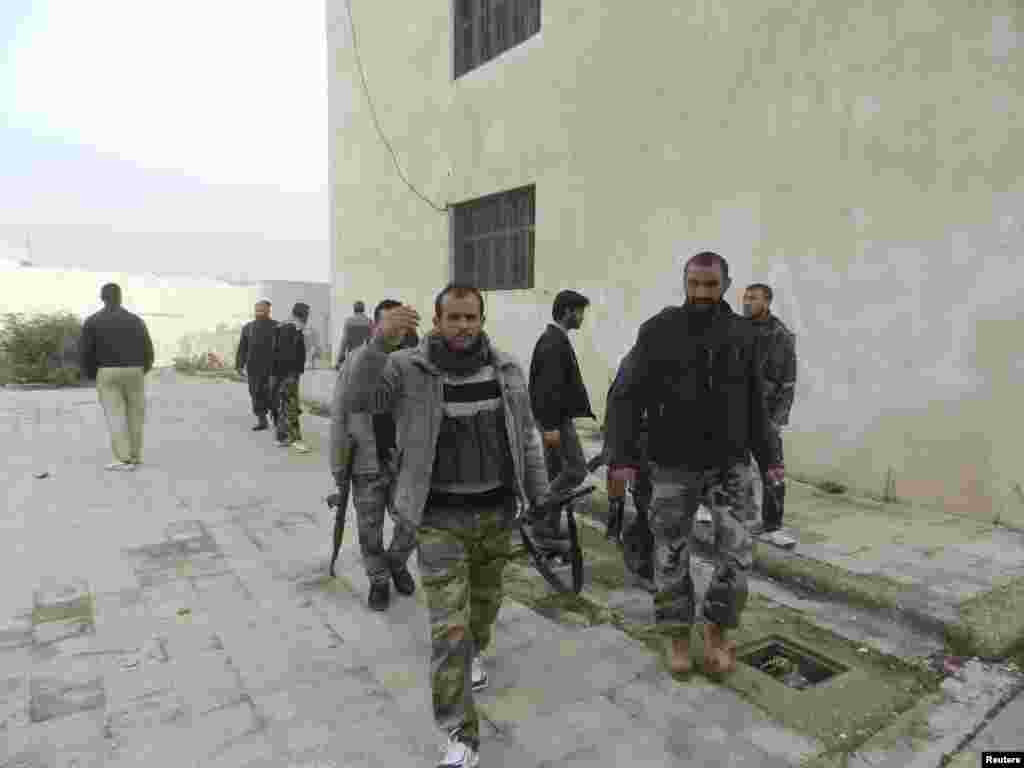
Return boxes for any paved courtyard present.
[2,370,831,767]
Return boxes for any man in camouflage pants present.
[330,299,418,611]
[272,302,310,454]
[342,283,550,768]
[606,252,782,679]
[742,283,797,536]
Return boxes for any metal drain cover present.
[739,635,849,689]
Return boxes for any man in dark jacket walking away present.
[742,283,797,538]
[79,283,155,471]
[335,300,373,369]
[605,252,783,680]
[236,299,279,431]
[528,290,595,538]
[272,302,310,453]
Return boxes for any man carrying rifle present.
[329,299,419,610]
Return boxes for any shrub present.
[0,312,83,385]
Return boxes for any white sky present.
[2,0,331,282]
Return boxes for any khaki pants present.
[97,367,146,463]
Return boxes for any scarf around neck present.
[427,331,492,376]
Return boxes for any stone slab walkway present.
[1,370,826,767]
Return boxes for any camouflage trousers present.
[351,472,416,586]
[649,463,753,636]
[416,501,515,747]
[273,376,302,443]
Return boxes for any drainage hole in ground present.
[740,637,848,690]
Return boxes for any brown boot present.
[702,623,737,677]
[665,634,693,677]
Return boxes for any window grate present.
[452,185,535,291]
[455,0,541,78]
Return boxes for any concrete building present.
[326,1,1023,524]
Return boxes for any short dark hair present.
[100,283,122,305]
[354,301,365,313]
[745,283,773,303]
[374,299,402,324]
[552,290,590,321]
[684,251,730,285]
[292,302,310,321]
[434,282,485,319]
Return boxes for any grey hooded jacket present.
[340,333,550,529]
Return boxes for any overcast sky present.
[1,0,330,283]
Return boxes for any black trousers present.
[247,372,274,417]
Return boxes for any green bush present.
[0,312,83,385]
[48,367,82,387]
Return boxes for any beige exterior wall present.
[327,1,1023,524]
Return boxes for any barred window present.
[452,185,535,291]
[454,0,541,78]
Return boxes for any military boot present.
[665,634,693,677]
[702,623,737,678]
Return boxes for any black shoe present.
[606,499,625,543]
[391,566,416,596]
[252,415,269,431]
[368,582,390,611]
[753,522,782,535]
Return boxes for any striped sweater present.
[430,364,515,495]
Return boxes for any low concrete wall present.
[300,369,337,412]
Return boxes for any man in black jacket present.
[236,299,279,431]
[272,302,310,453]
[528,289,595,538]
[605,251,783,680]
[79,283,155,471]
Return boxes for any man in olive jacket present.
[341,282,550,768]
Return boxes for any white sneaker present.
[471,655,488,692]
[105,462,133,471]
[290,442,311,454]
[437,728,479,768]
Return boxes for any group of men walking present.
[76,256,796,767]
[235,299,314,454]
[326,250,796,768]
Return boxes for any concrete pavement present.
[2,370,830,767]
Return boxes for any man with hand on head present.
[330,299,418,612]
